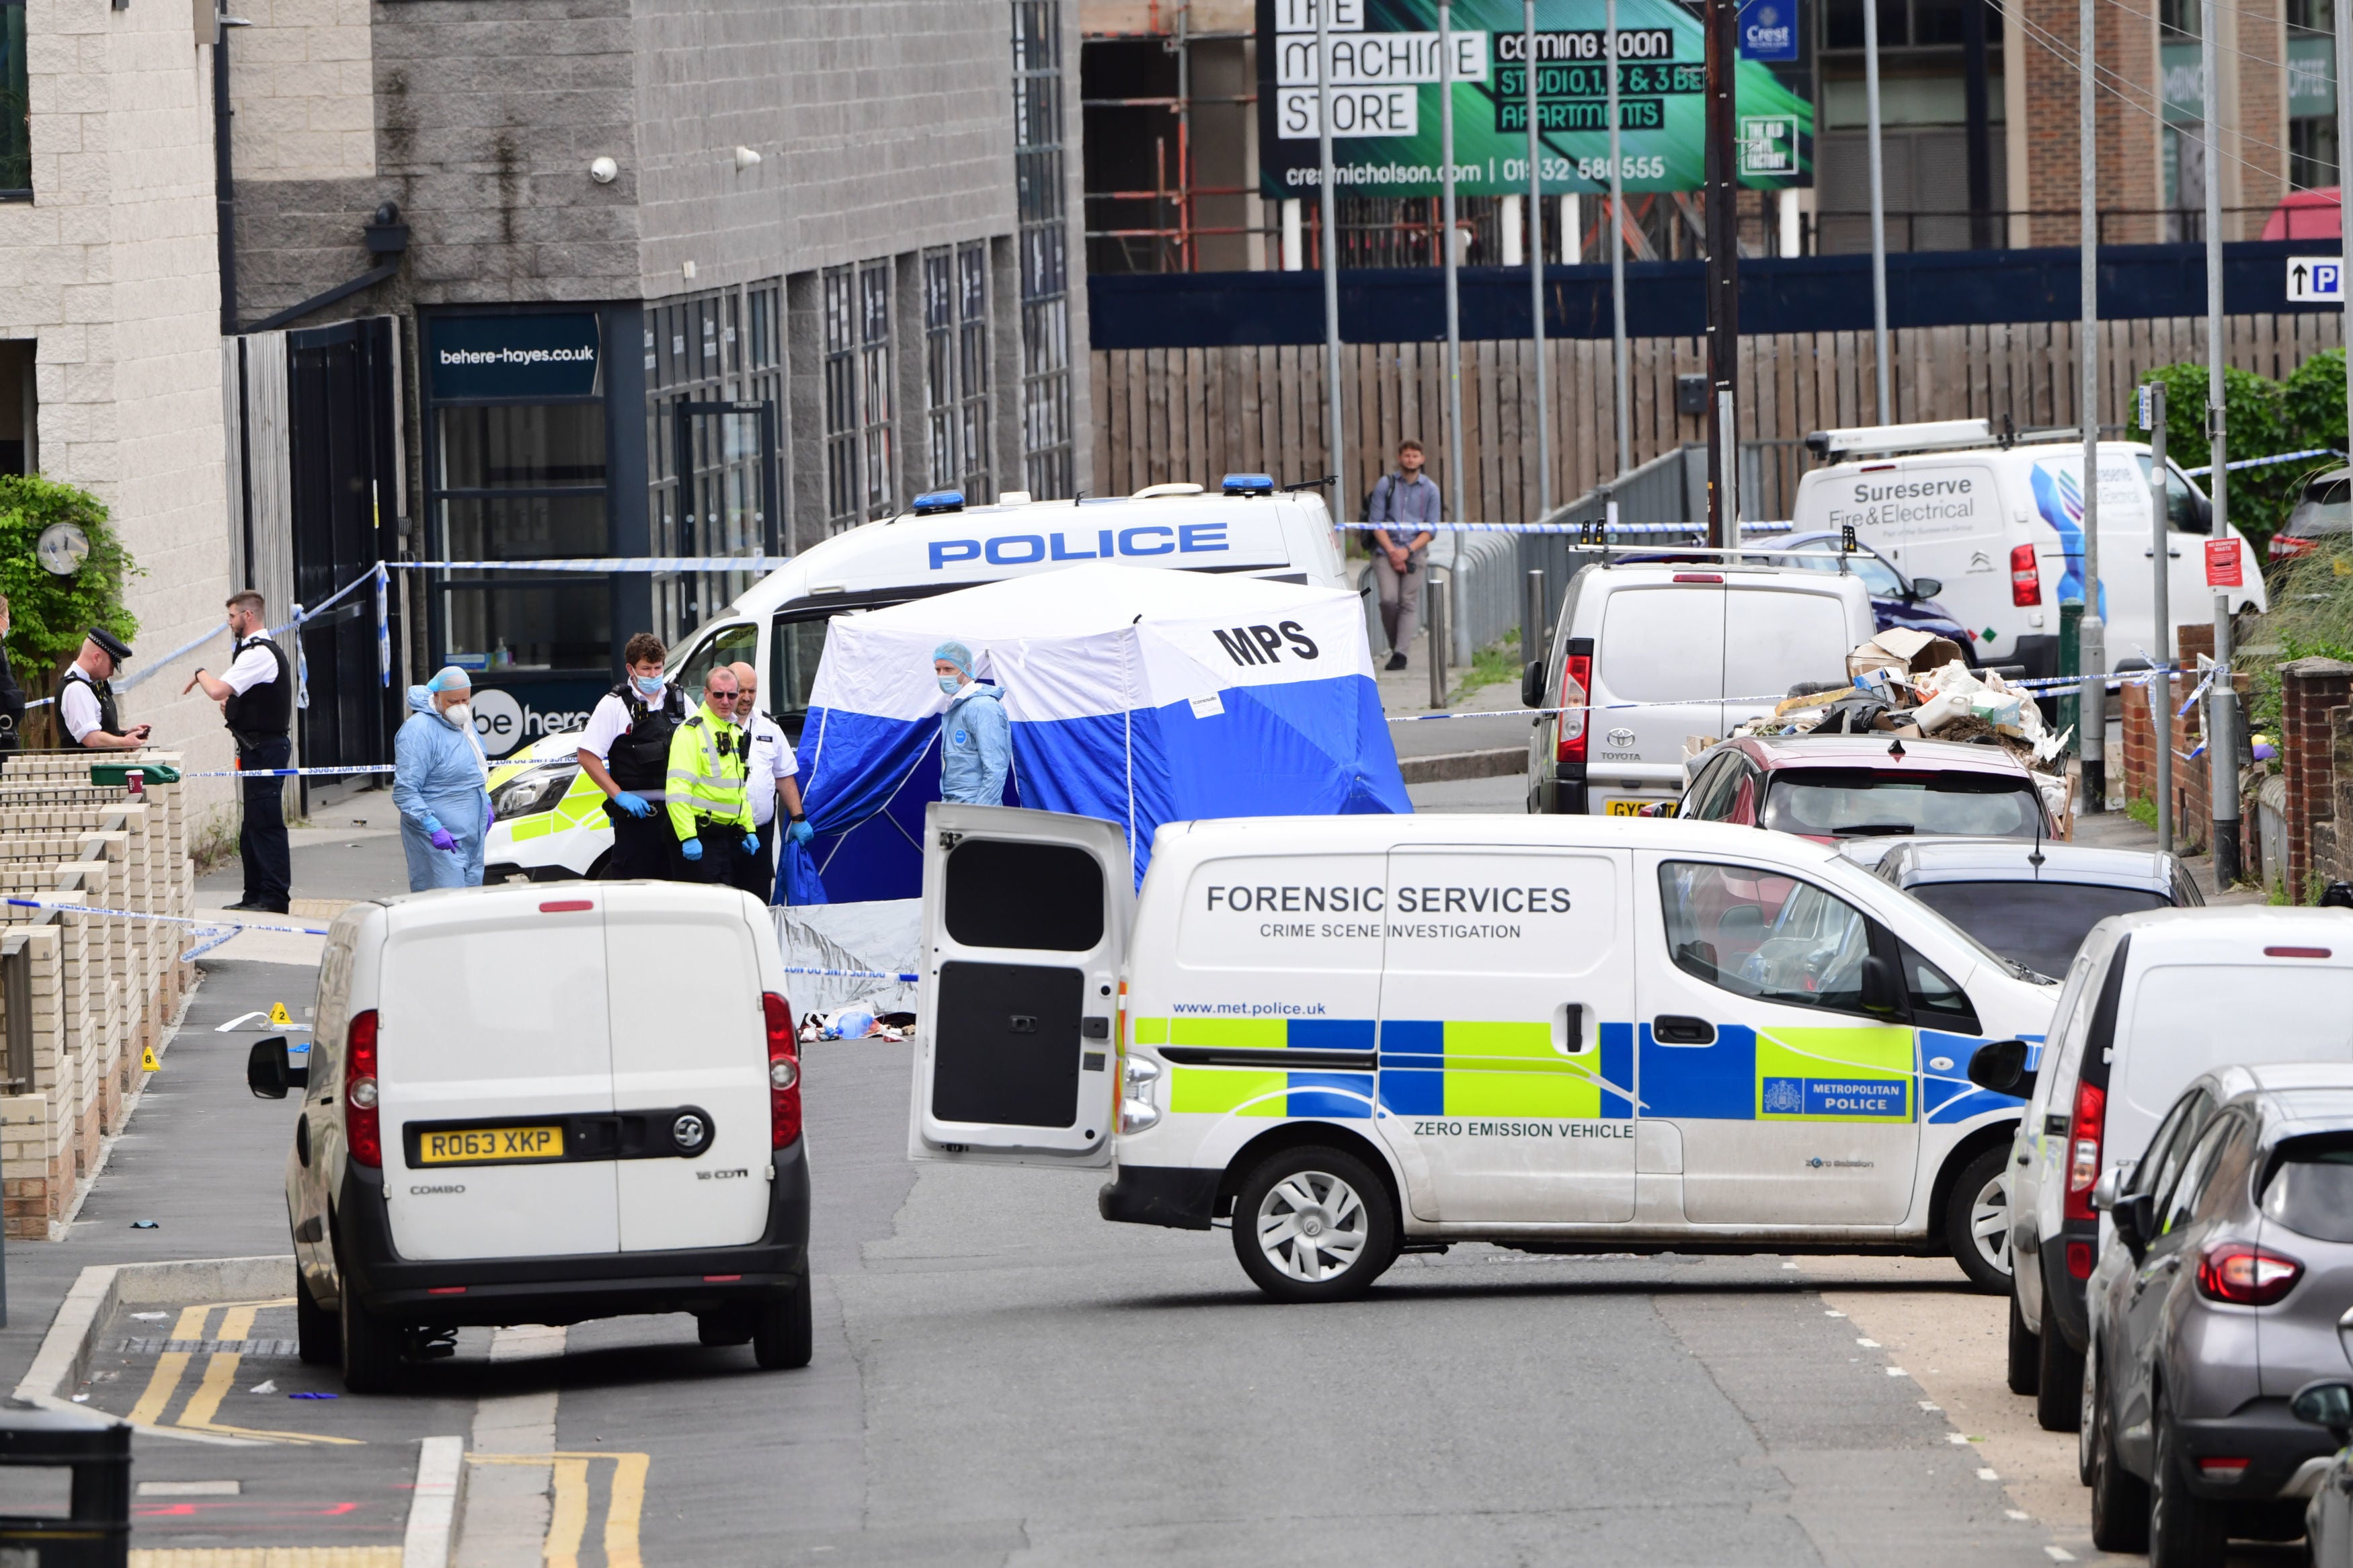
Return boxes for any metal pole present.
[1317,0,1347,528]
[1429,569,1451,708]
[1525,567,1547,664]
[1864,0,1890,423]
[1526,0,1552,516]
[1704,0,1739,548]
[2078,0,2105,812]
[2149,380,2174,853]
[1443,3,1467,534]
[2202,0,2240,883]
[1607,0,1630,476]
[2339,0,2353,444]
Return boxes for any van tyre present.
[753,1274,812,1370]
[338,1285,403,1394]
[1232,1146,1399,1303]
[295,1279,336,1367]
[2087,1352,2149,1553]
[1944,1145,2013,1294]
[2005,1290,2038,1397]
[2035,1311,2085,1433]
[2149,1390,2229,1568]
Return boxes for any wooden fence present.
[1090,313,2346,524]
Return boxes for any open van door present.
[909,804,1131,1167]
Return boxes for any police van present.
[1790,419,2267,682]
[483,482,1346,881]
[908,804,2059,1301]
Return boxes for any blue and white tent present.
[795,561,1411,901]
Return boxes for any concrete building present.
[221,0,1092,756]
[0,0,239,821]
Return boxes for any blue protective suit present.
[939,683,1011,805]
[394,685,491,891]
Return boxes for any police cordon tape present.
[1337,521,1797,536]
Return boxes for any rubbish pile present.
[1728,628,2075,819]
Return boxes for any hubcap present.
[1257,1170,1368,1283]
[1969,1172,2013,1278]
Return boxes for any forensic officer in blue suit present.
[932,641,1010,806]
[394,667,492,891]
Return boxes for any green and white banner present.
[1255,0,1814,198]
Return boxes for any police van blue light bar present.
[1221,473,1275,496]
[912,489,966,516]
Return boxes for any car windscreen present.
[1907,879,2171,981]
[1760,768,2043,840]
[2260,1133,2353,1243]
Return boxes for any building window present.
[1014,0,1074,500]
[824,261,895,532]
[433,401,612,675]
[645,284,781,647]
[924,244,991,499]
[1,0,29,198]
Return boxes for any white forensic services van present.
[1792,420,2266,682]
[483,481,1347,882]
[907,804,2059,1302]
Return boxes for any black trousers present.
[685,823,755,889]
[731,821,777,903]
[602,798,684,880]
[239,735,292,910]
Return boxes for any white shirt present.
[743,710,799,827]
[221,636,281,694]
[59,671,103,743]
[579,686,673,763]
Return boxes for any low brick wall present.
[0,752,195,1238]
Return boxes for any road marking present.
[403,1435,464,1568]
[456,1326,566,1568]
[129,1551,402,1566]
[466,1453,649,1568]
[128,1305,212,1425]
[604,1452,649,1568]
[138,1481,242,1497]
[545,1457,592,1568]
[170,1301,360,1446]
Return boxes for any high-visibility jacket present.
[664,706,751,841]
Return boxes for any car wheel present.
[338,1283,403,1394]
[295,1277,337,1367]
[2149,1389,2229,1568]
[752,1274,813,1370]
[2007,1288,2039,1397]
[1945,1146,2013,1294]
[2036,1313,2085,1434]
[2088,1352,2150,1552]
[1231,1146,1399,1303]
[2077,1339,2097,1485]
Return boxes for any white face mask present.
[441,700,473,731]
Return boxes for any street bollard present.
[0,1411,130,1567]
[1428,569,1450,710]
[1523,568,1547,669]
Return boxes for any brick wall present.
[2018,0,2162,245]
[2279,657,2353,903]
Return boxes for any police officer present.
[185,590,294,913]
[577,632,688,880]
[724,661,810,903]
[53,628,149,751]
[666,665,755,887]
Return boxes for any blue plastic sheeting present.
[793,563,1411,902]
[1090,240,2334,349]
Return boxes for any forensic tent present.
[792,561,1410,901]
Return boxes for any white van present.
[907,804,2059,1301]
[483,484,1347,881]
[1972,907,2353,1431]
[1792,423,2267,682]
[1522,561,1877,816]
[247,881,809,1391]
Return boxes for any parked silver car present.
[2080,1063,2353,1565]
[2293,1380,2353,1568]
[1872,837,2202,982]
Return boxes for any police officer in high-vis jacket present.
[54,627,148,751]
[666,665,755,887]
[184,591,293,913]
[577,631,689,880]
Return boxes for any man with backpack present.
[1365,440,1441,671]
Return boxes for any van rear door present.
[605,884,775,1251]
[1811,460,2005,663]
[1722,581,1864,729]
[910,804,1129,1167]
[1590,583,1724,811]
[376,891,619,1261]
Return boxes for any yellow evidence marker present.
[140,1046,159,1072]
[268,1003,292,1026]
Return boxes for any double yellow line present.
[124,1300,361,1445]
[467,1452,649,1568]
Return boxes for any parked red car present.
[2262,187,2342,241]
[1668,733,2056,845]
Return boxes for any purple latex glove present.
[485,801,497,831]
[430,827,458,853]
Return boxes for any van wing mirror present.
[244,1036,303,1100]
[1966,1038,2035,1099]
[2292,1380,2353,1440]
[1521,659,1547,711]
[1909,576,1943,600]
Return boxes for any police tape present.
[1338,521,1796,536]
[1,896,332,937]
[184,764,401,779]
[777,964,920,984]
[1382,667,2187,725]
[387,558,794,573]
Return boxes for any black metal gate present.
[286,318,403,811]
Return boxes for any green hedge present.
[0,476,141,741]
[2140,354,2350,547]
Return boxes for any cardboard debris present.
[1847,628,1968,682]
[1731,638,2071,784]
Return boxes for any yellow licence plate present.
[1605,800,1674,817]
[417,1125,564,1165]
